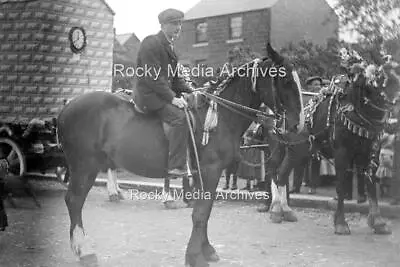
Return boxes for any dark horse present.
[268,60,399,234]
[56,43,305,267]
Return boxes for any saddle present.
[113,88,146,114]
[113,89,197,134]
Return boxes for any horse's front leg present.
[275,147,298,222]
[107,169,124,202]
[185,163,221,267]
[365,173,392,234]
[334,147,351,235]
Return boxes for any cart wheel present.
[55,166,69,187]
[0,138,26,177]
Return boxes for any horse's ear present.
[266,43,284,64]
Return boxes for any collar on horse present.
[197,58,281,145]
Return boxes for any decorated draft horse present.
[267,53,399,235]
[57,43,304,266]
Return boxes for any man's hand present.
[172,96,188,109]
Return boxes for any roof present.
[0,0,115,15]
[184,0,279,20]
[116,33,140,45]
[0,0,28,3]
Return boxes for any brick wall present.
[175,9,271,69]
[270,0,338,49]
[176,0,338,69]
[0,0,114,123]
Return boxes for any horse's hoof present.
[282,211,298,222]
[118,191,125,200]
[334,224,351,235]
[257,205,270,213]
[205,252,219,262]
[185,253,210,267]
[163,200,178,209]
[202,245,219,262]
[373,224,392,235]
[269,211,283,223]
[34,200,41,209]
[79,253,99,267]
[367,213,386,229]
[163,200,187,209]
[109,194,120,202]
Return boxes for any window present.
[195,21,208,43]
[229,16,242,39]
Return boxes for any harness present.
[199,58,280,145]
[185,58,291,191]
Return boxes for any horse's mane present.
[192,58,267,109]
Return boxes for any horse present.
[109,89,194,208]
[56,43,305,267]
[267,58,399,234]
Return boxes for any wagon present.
[0,117,69,207]
[0,0,115,205]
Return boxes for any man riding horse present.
[135,8,193,177]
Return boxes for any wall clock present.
[69,26,87,53]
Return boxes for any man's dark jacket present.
[134,31,191,112]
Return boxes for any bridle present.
[197,58,288,123]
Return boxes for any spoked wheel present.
[0,138,26,177]
[0,138,40,208]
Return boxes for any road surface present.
[0,181,399,267]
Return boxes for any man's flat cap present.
[158,8,184,24]
[306,76,322,85]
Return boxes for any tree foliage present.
[334,0,400,44]
[278,38,343,82]
[334,0,400,63]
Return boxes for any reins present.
[201,91,275,122]
[183,58,282,190]
[184,108,204,192]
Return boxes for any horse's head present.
[349,56,400,124]
[256,43,305,133]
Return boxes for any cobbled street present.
[1,181,400,267]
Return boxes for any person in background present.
[376,131,395,197]
[388,102,400,205]
[299,76,323,194]
[237,122,263,191]
[306,76,323,93]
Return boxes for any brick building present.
[175,0,338,68]
[0,0,114,123]
[112,32,140,90]
[114,32,140,65]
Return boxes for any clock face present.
[69,27,86,53]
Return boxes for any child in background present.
[376,132,395,196]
